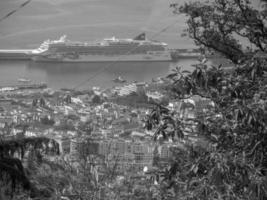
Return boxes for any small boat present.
[113,76,126,83]
[18,78,31,83]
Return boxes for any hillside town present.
[0,79,213,175]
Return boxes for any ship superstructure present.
[31,33,171,62]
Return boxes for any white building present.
[117,83,137,96]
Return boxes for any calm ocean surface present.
[0,58,229,90]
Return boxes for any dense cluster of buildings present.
[0,80,214,175]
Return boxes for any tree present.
[39,98,46,107]
[40,116,55,126]
[26,156,74,200]
[45,139,123,200]
[0,137,59,199]
[64,94,72,104]
[171,0,267,64]
[32,99,38,107]
[146,0,267,199]
[91,95,102,105]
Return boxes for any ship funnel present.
[134,33,146,40]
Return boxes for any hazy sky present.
[0,0,261,49]
[0,0,193,49]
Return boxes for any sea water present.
[0,58,230,90]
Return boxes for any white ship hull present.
[32,53,171,63]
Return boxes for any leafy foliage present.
[146,1,267,199]
[171,0,267,64]
[148,59,267,200]
[0,137,59,199]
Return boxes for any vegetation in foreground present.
[145,0,267,199]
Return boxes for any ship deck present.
[0,49,34,53]
[0,49,34,60]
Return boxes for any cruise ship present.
[31,33,171,62]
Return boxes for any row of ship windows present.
[49,45,164,50]
[53,52,159,56]
[51,42,158,47]
[49,48,165,53]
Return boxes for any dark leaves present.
[0,137,60,196]
[145,41,267,200]
[0,137,60,159]
[145,1,267,199]
[0,158,31,191]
